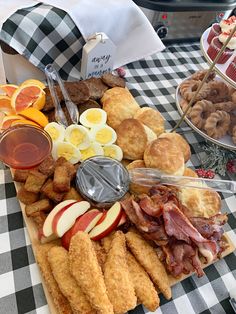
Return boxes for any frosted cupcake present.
[207,23,221,44]
[220,16,236,33]
[207,32,236,64]
[226,56,236,81]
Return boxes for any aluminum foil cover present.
[76,156,130,206]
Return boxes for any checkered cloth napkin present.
[0,3,85,81]
[0,42,236,314]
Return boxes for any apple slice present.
[61,209,103,250]
[89,202,122,241]
[52,201,90,237]
[117,211,127,227]
[43,200,77,237]
[38,228,59,244]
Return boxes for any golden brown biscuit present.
[134,107,165,136]
[116,119,148,160]
[159,132,191,162]
[183,167,198,178]
[144,138,185,175]
[126,160,146,170]
[178,187,221,218]
[101,87,140,129]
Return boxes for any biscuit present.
[143,138,185,175]
[116,119,147,160]
[126,160,146,170]
[101,87,140,129]
[159,132,191,162]
[134,107,165,136]
[183,167,198,178]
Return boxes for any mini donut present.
[189,100,215,129]
[215,101,236,112]
[179,79,210,102]
[204,110,230,139]
[232,125,236,144]
[180,99,192,117]
[190,69,216,82]
[206,81,229,103]
[228,113,236,136]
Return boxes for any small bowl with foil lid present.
[75,156,130,208]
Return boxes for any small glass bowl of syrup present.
[0,124,52,169]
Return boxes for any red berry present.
[226,160,236,174]
[196,168,207,178]
[205,170,215,179]
[116,67,126,78]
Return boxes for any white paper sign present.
[80,32,116,79]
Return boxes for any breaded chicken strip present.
[104,231,137,314]
[101,232,115,253]
[69,232,114,314]
[48,246,95,314]
[92,241,107,272]
[126,252,159,311]
[35,242,73,314]
[126,231,172,300]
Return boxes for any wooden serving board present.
[11,170,236,314]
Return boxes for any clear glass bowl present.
[0,124,52,169]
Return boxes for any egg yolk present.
[47,126,60,140]
[86,110,102,124]
[95,128,113,144]
[81,147,95,160]
[58,145,75,160]
[103,146,116,159]
[69,129,85,146]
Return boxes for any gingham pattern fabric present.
[0,3,85,81]
[0,30,236,314]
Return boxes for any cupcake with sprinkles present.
[219,16,236,33]
[226,56,236,81]
[207,23,221,44]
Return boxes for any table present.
[0,42,236,314]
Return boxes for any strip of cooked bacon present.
[189,213,227,241]
[163,202,218,263]
[139,195,162,217]
[162,239,204,278]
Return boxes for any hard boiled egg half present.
[80,143,104,161]
[103,144,123,161]
[65,125,90,150]
[44,122,65,143]
[52,141,81,164]
[89,125,117,146]
[80,108,107,128]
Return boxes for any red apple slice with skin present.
[89,202,122,241]
[38,228,59,244]
[117,211,127,227]
[52,201,90,237]
[43,200,77,237]
[61,209,103,250]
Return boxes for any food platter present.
[175,80,236,151]
[12,170,236,314]
[200,27,236,89]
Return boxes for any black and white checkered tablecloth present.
[0,41,235,314]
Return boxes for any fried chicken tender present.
[104,231,137,314]
[48,246,95,314]
[126,252,160,311]
[126,231,172,300]
[69,232,114,314]
[92,241,107,272]
[35,242,73,314]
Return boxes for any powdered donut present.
[206,81,229,103]
[189,100,215,129]
[190,69,216,82]
[204,110,230,139]
[179,79,210,102]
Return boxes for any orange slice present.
[1,115,23,129]
[19,107,48,127]
[11,84,45,113]
[0,95,16,114]
[0,84,18,97]
[21,79,46,90]
[11,119,39,127]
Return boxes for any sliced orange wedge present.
[1,115,23,129]
[11,84,45,113]
[11,119,39,127]
[19,107,48,127]
[0,95,16,114]
[21,79,46,90]
[0,84,18,97]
